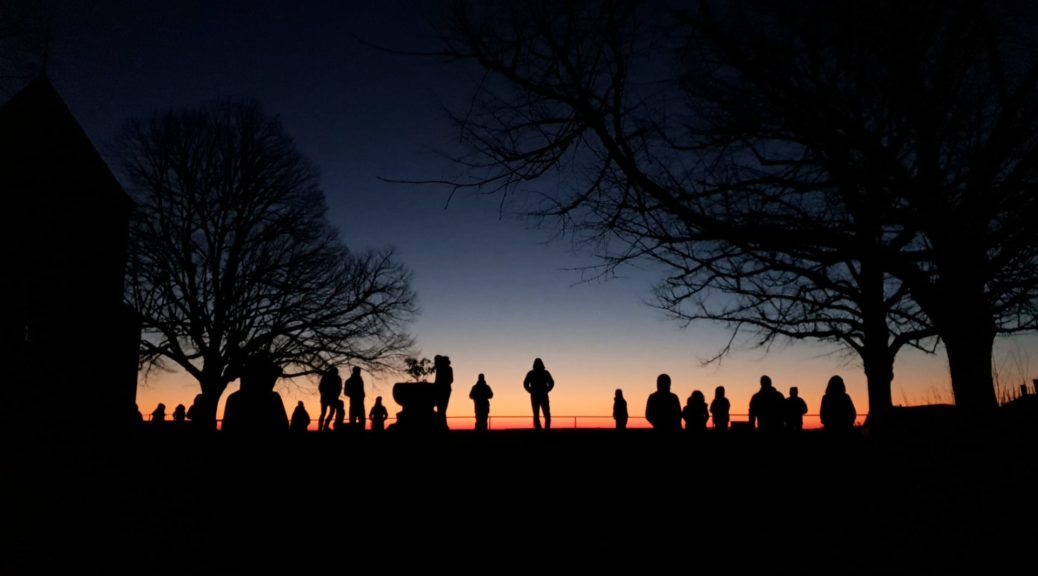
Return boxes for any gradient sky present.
[35,1,1038,427]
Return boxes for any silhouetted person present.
[317,367,342,432]
[682,390,709,433]
[749,375,786,433]
[469,373,494,431]
[221,354,288,434]
[523,358,555,430]
[172,403,186,423]
[820,375,856,435]
[332,399,346,431]
[290,401,311,432]
[186,393,204,426]
[710,386,730,431]
[132,403,144,426]
[613,389,628,430]
[645,374,681,432]
[785,387,808,432]
[151,403,166,423]
[369,396,389,432]
[344,367,365,430]
[434,355,454,425]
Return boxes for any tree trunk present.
[861,349,894,427]
[198,373,230,431]
[858,255,894,426]
[942,321,998,416]
[913,234,999,417]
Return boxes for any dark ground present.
[8,409,1038,575]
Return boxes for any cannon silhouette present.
[391,382,448,431]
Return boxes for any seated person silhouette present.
[172,403,186,423]
[290,401,311,432]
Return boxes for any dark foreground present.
[9,413,1038,574]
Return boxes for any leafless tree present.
[440,0,1038,416]
[121,100,417,428]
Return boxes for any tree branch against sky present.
[440,0,1038,417]
[122,99,418,428]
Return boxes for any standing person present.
[613,389,628,430]
[645,374,681,432]
[710,386,730,431]
[222,354,288,434]
[820,375,857,435]
[290,401,311,432]
[434,355,454,426]
[469,374,494,431]
[343,367,366,430]
[785,387,808,432]
[749,375,786,433]
[368,397,389,432]
[522,358,555,430]
[682,390,709,433]
[317,367,342,432]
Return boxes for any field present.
[8,408,1037,574]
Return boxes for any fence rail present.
[144,413,862,431]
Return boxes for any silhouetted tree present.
[441,0,1038,417]
[122,100,418,429]
[404,357,435,382]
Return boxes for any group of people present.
[139,355,857,434]
[315,365,388,432]
[624,373,857,433]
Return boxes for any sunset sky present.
[36,1,1038,428]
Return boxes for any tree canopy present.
[122,99,418,427]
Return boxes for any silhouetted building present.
[0,77,139,439]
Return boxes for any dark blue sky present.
[32,0,1032,418]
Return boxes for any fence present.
[144,413,861,431]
